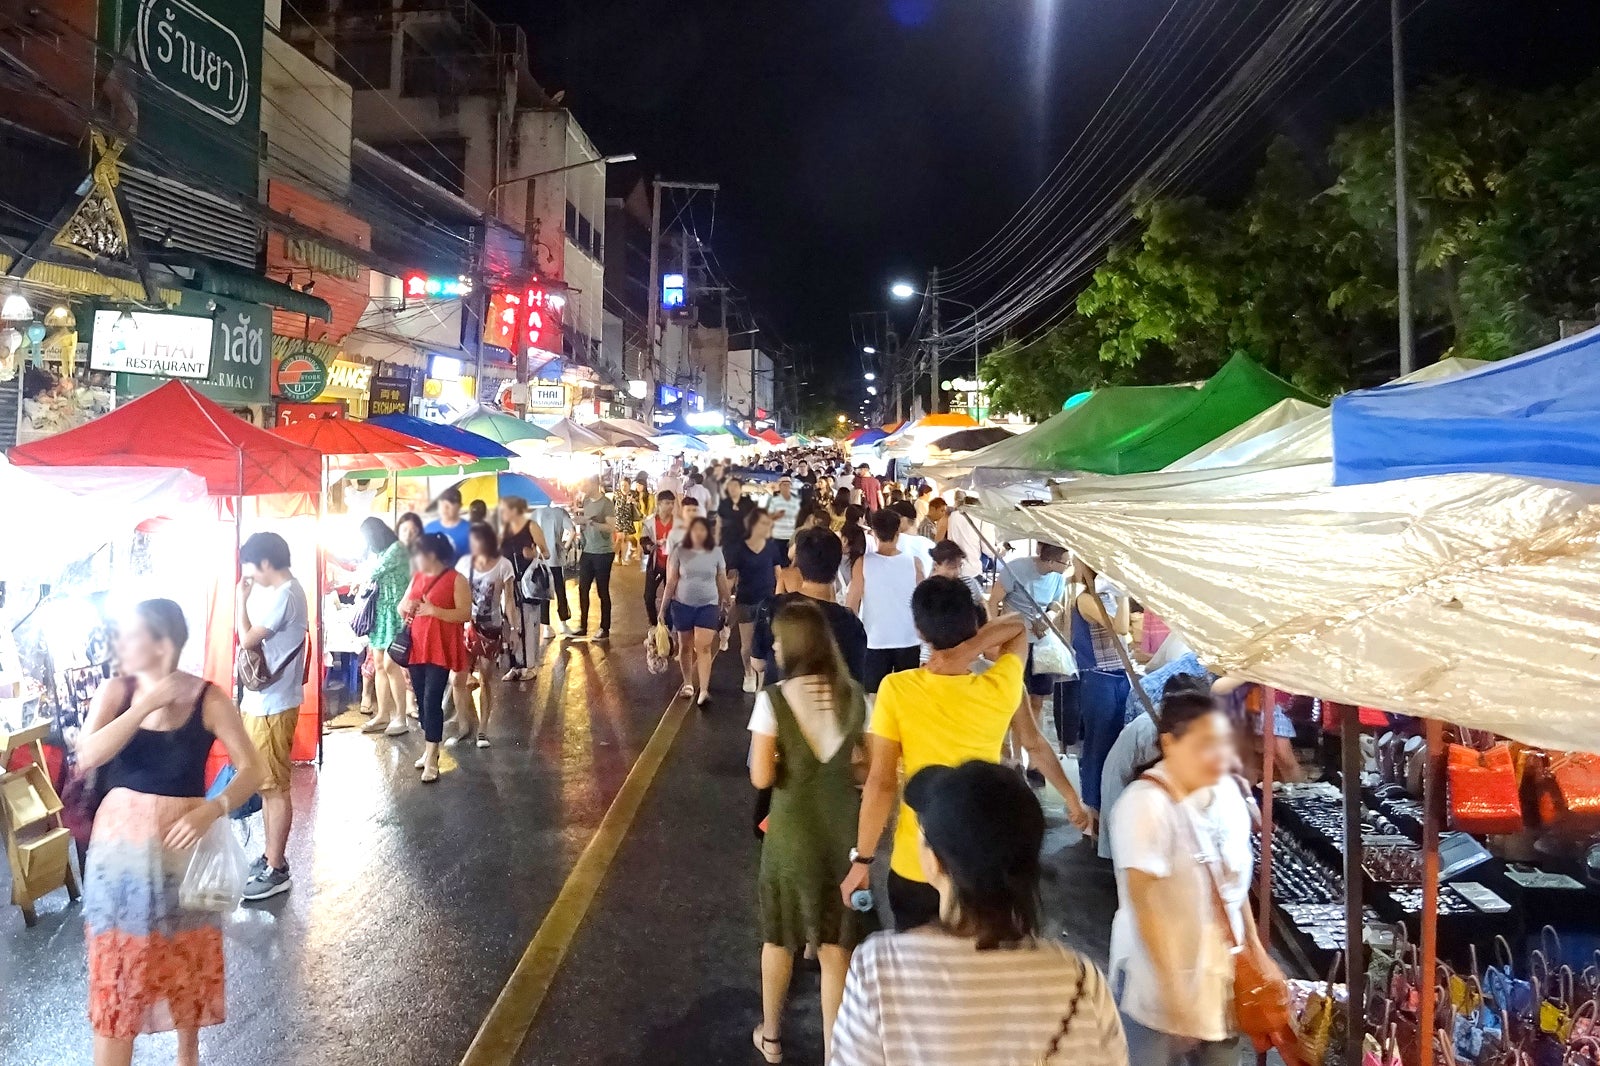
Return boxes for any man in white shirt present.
[235,532,309,902]
[656,459,685,501]
[944,492,986,579]
[767,475,799,552]
[889,500,935,575]
[683,472,713,512]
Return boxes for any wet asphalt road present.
[0,561,1115,1066]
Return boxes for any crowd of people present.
[65,445,1277,1066]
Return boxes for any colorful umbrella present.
[367,414,515,458]
[274,417,472,473]
[445,472,569,508]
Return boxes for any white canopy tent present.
[964,355,1600,749]
[1,461,208,577]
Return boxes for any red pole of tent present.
[1417,718,1444,1064]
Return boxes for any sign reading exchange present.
[135,0,251,125]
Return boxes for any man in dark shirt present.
[716,475,756,552]
[750,526,867,686]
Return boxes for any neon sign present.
[404,272,473,299]
[485,284,566,352]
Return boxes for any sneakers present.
[595,629,609,642]
[502,668,521,682]
[475,732,490,749]
[720,629,731,651]
[559,619,575,636]
[742,671,758,694]
[242,863,291,901]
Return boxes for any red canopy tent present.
[11,380,321,496]
[845,428,869,442]
[755,428,784,446]
[11,382,325,762]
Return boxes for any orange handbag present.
[1446,742,1525,835]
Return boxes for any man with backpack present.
[235,532,309,901]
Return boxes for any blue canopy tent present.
[367,414,516,460]
[653,432,711,453]
[1333,326,1600,486]
[724,423,758,445]
[852,428,889,446]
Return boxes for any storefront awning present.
[159,252,333,321]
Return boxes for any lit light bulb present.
[1,292,32,322]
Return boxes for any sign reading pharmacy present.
[113,299,272,405]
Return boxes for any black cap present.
[905,761,1044,882]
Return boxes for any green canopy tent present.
[923,354,1321,483]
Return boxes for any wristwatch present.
[849,847,874,866]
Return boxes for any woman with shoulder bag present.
[1108,690,1284,1065]
[456,523,517,748]
[359,517,415,738]
[78,599,263,1066]
[398,534,471,782]
[830,760,1126,1066]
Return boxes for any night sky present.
[493,0,1600,389]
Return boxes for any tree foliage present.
[980,75,1600,416]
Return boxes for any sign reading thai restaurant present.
[90,310,213,379]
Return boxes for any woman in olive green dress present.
[747,599,872,1064]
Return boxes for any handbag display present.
[1447,742,1525,835]
[1547,753,1600,827]
[1298,951,1346,1066]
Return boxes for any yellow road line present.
[459,693,693,1066]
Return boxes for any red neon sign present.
[484,284,565,352]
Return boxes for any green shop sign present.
[103,0,263,193]
[115,298,272,406]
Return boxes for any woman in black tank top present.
[74,599,265,1065]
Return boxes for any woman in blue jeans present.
[1071,561,1131,841]
[662,516,732,708]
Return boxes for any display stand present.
[0,719,79,926]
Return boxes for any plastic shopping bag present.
[1031,629,1078,679]
[520,560,553,603]
[179,816,250,913]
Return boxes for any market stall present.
[973,334,1600,1066]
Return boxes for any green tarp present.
[938,353,1322,477]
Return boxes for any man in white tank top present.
[847,508,925,696]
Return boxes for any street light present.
[862,346,876,355]
[864,372,876,381]
[489,152,639,210]
[867,386,877,396]
[888,279,983,419]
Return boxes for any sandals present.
[696,691,711,708]
[680,684,695,698]
[752,1027,782,1064]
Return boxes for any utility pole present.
[1391,0,1415,375]
[643,179,719,421]
[928,267,942,414]
[644,179,663,420]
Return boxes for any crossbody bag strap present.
[1136,772,1243,951]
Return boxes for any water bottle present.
[849,888,874,912]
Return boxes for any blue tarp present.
[1333,326,1600,486]
[367,414,516,458]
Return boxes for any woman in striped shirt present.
[829,761,1127,1066]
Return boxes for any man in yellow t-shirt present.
[840,576,1092,929]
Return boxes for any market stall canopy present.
[1170,358,1486,473]
[845,428,870,442]
[653,432,710,453]
[592,417,659,440]
[977,465,1600,752]
[1165,399,1324,470]
[274,418,474,474]
[0,460,208,576]
[1334,326,1600,487]
[452,406,553,445]
[588,420,658,450]
[9,381,322,496]
[366,415,516,459]
[724,423,757,445]
[852,429,889,447]
[926,354,1316,481]
[927,426,1017,454]
[539,418,609,453]
[755,429,784,446]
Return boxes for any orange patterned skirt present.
[83,789,226,1040]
